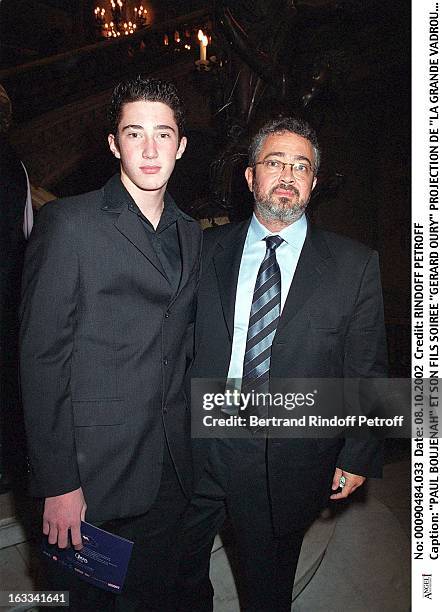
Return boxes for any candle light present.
[197,30,208,62]
[94,1,146,38]
[164,33,169,46]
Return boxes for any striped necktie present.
[241,235,284,397]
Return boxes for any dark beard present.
[253,183,309,224]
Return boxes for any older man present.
[179,117,387,612]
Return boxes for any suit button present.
[165,312,170,318]
[163,358,168,366]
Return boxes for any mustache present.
[271,184,300,196]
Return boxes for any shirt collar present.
[248,212,307,250]
[102,174,193,228]
[130,191,180,233]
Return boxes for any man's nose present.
[279,164,295,183]
[142,138,158,159]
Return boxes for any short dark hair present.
[108,76,186,140]
[248,117,321,175]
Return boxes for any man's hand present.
[43,487,87,550]
[330,468,366,500]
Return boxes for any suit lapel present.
[114,205,169,281]
[101,174,169,280]
[169,216,199,306]
[210,218,331,340]
[213,221,250,340]
[276,223,332,336]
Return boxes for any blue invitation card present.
[42,521,134,593]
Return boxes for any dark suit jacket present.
[20,174,202,523]
[190,219,388,534]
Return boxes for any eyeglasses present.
[254,159,313,178]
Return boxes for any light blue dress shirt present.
[227,213,307,381]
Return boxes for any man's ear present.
[108,134,120,159]
[312,176,317,191]
[245,166,254,193]
[176,136,187,160]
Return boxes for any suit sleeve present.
[20,202,81,498]
[337,250,388,477]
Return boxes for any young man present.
[179,117,387,611]
[20,76,201,611]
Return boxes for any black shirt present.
[127,193,182,294]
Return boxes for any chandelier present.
[94,2,149,38]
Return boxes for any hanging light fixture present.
[94,2,148,38]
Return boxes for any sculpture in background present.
[207,0,350,218]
